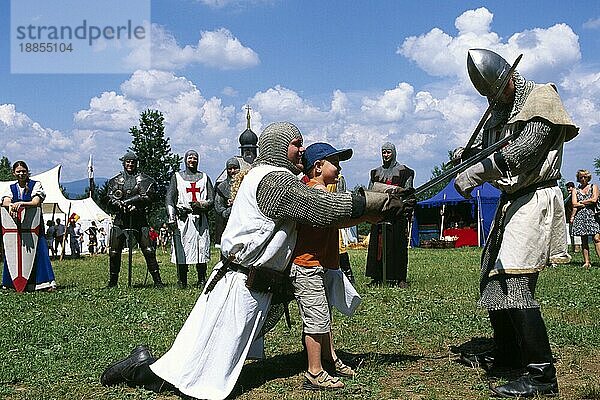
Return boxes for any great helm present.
[467,49,511,98]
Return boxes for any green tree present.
[129,109,182,226]
[595,156,600,176]
[0,156,12,181]
[417,151,454,201]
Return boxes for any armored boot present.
[196,263,207,288]
[107,253,121,288]
[339,252,355,284]
[487,310,525,379]
[149,269,165,289]
[101,345,154,386]
[491,309,558,398]
[142,249,165,288]
[177,264,189,289]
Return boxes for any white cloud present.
[127,24,259,71]
[583,17,600,29]
[398,7,580,84]
[222,86,239,97]
[361,83,414,122]
[0,104,88,175]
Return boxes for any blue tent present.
[411,178,501,247]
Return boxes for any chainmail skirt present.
[478,195,540,311]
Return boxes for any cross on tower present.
[186,182,202,202]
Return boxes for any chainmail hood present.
[254,122,303,174]
[486,70,535,130]
[381,142,399,169]
[184,149,199,174]
[226,157,240,169]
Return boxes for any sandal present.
[303,370,344,390]
[583,263,591,269]
[333,358,356,377]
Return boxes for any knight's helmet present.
[467,49,511,98]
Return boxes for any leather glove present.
[362,189,416,222]
[370,182,415,196]
[454,155,502,198]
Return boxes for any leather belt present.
[228,262,249,275]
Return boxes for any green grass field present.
[0,247,599,399]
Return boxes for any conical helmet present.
[467,49,511,98]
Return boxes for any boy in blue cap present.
[292,142,361,390]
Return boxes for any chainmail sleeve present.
[256,171,354,227]
[499,118,554,176]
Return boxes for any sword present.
[415,132,517,197]
[123,213,138,288]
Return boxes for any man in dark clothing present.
[365,142,414,287]
[106,151,164,288]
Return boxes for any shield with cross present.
[1,206,40,292]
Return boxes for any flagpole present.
[88,155,94,198]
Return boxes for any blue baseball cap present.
[303,142,353,174]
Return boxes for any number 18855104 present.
[19,42,73,52]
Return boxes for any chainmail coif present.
[486,70,535,130]
[254,122,303,174]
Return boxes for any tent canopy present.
[0,165,110,221]
[411,178,501,247]
[419,178,501,207]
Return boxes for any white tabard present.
[150,165,297,400]
[171,172,211,264]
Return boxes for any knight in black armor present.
[106,152,164,288]
[366,142,414,287]
[166,150,214,288]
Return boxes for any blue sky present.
[1,0,599,189]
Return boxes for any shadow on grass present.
[229,349,422,398]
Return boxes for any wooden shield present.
[1,207,40,292]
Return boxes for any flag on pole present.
[88,155,95,198]
[88,155,94,179]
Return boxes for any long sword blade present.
[415,133,516,197]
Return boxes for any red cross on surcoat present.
[1,207,40,292]
[186,182,202,202]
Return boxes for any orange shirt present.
[292,179,340,269]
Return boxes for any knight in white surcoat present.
[166,149,214,288]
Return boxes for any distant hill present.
[62,178,108,198]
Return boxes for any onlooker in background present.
[85,221,98,255]
[327,174,356,284]
[46,220,56,259]
[54,218,66,257]
[149,227,159,250]
[159,223,170,253]
[570,169,600,269]
[564,181,576,251]
[98,227,107,254]
[67,218,82,259]
[366,142,415,287]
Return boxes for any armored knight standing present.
[454,49,578,398]
[166,150,214,288]
[106,152,164,288]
